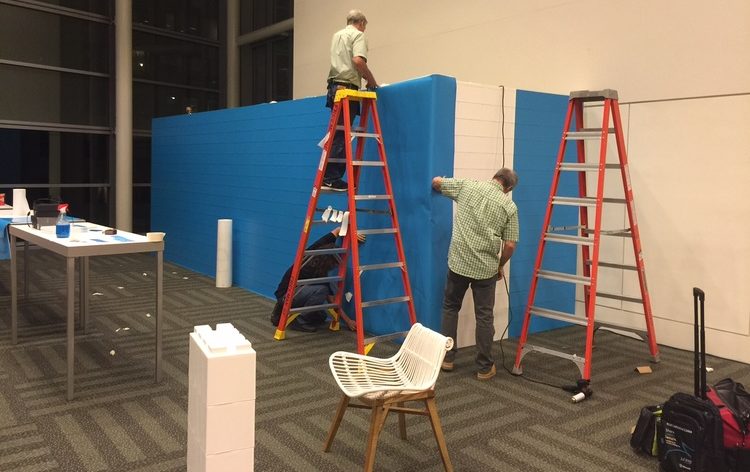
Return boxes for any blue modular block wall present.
[509,90,578,337]
[152,75,455,336]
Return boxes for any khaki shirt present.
[440,178,520,279]
[328,25,368,87]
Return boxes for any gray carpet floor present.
[1,250,748,471]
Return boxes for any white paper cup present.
[146,232,165,242]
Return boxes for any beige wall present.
[294,0,750,362]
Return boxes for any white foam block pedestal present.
[187,323,256,472]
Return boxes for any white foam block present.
[189,333,256,404]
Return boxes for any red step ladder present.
[273,89,417,354]
[512,89,660,391]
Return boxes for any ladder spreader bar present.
[589,261,637,270]
[364,330,410,345]
[290,302,338,314]
[360,262,403,271]
[596,292,643,304]
[361,296,410,308]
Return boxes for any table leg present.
[67,257,75,401]
[23,241,29,298]
[155,250,163,383]
[10,234,17,345]
[81,256,90,333]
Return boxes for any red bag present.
[707,378,750,471]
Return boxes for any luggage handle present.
[693,287,707,400]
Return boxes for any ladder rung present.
[364,330,410,345]
[537,270,591,285]
[354,195,391,201]
[296,275,342,286]
[596,292,643,304]
[361,296,410,308]
[351,161,385,167]
[602,197,627,204]
[290,302,338,314]
[591,261,637,270]
[360,262,404,272]
[544,233,593,246]
[559,163,620,171]
[565,128,615,140]
[310,219,338,225]
[552,196,597,207]
[358,228,397,235]
[334,126,380,139]
[327,158,347,163]
[352,131,380,139]
[304,248,347,256]
[529,306,588,327]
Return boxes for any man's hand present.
[344,317,356,332]
[498,265,505,280]
[432,176,443,192]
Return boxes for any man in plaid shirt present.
[432,168,519,380]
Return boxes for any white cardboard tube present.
[12,188,30,216]
[216,219,233,288]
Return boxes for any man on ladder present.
[324,9,378,191]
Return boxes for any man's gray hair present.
[346,9,367,25]
[493,168,519,191]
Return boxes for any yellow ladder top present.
[334,89,377,103]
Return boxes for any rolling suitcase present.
[658,288,727,472]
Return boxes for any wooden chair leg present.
[397,401,407,440]
[425,397,453,472]
[324,394,350,452]
[363,404,390,472]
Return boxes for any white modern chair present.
[323,323,454,472]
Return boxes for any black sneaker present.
[322,179,348,192]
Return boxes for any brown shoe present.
[476,364,496,381]
[441,361,454,372]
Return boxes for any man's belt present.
[328,79,359,90]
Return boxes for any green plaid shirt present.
[440,178,519,279]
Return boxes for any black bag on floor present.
[658,288,728,472]
[631,405,662,456]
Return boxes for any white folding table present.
[8,223,163,400]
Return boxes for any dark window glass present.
[133,83,219,131]
[133,31,219,89]
[240,33,292,105]
[133,136,151,184]
[32,0,111,16]
[0,129,110,225]
[0,4,109,73]
[0,64,109,126]
[133,0,219,40]
[133,185,151,234]
[240,0,293,34]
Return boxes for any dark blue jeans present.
[324,81,360,182]
[292,284,331,327]
[441,269,498,371]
